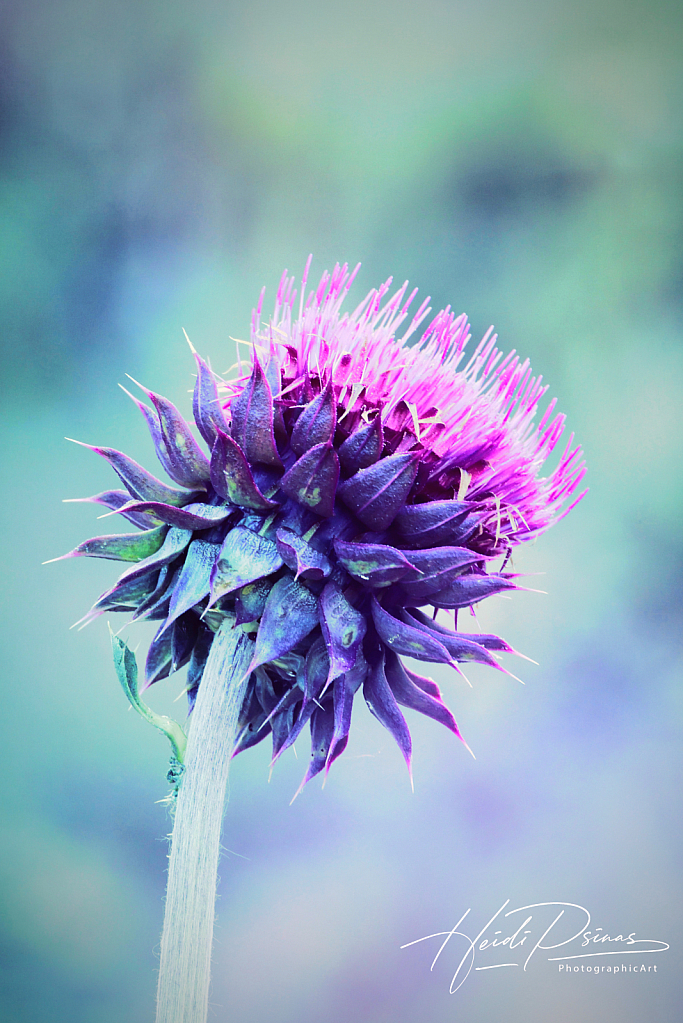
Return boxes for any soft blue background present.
[1,1,681,1020]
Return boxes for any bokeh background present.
[1,1,682,1020]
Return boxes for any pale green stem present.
[155,618,252,1023]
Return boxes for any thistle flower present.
[60,259,585,791]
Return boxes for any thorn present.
[69,609,97,629]
[450,660,472,687]
[289,775,307,805]
[65,436,96,450]
[261,700,286,730]
[107,618,128,642]
[71,608,103,631]
[236,668,253,691]
[499,666,525,685]
[42,553,71,564]
[231,724,250,758]
[118,382,145,406]
[461,737,476,759]
[125,373,152,397]
[182,328,196,354]
[512,649,539,665]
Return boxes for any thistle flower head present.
[59,260,585,790]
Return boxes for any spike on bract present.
[58,259,585,794]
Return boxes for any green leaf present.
[110,629,187,763]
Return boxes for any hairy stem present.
[155,618,252,1023]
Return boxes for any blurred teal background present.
[1,1,682,1020]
